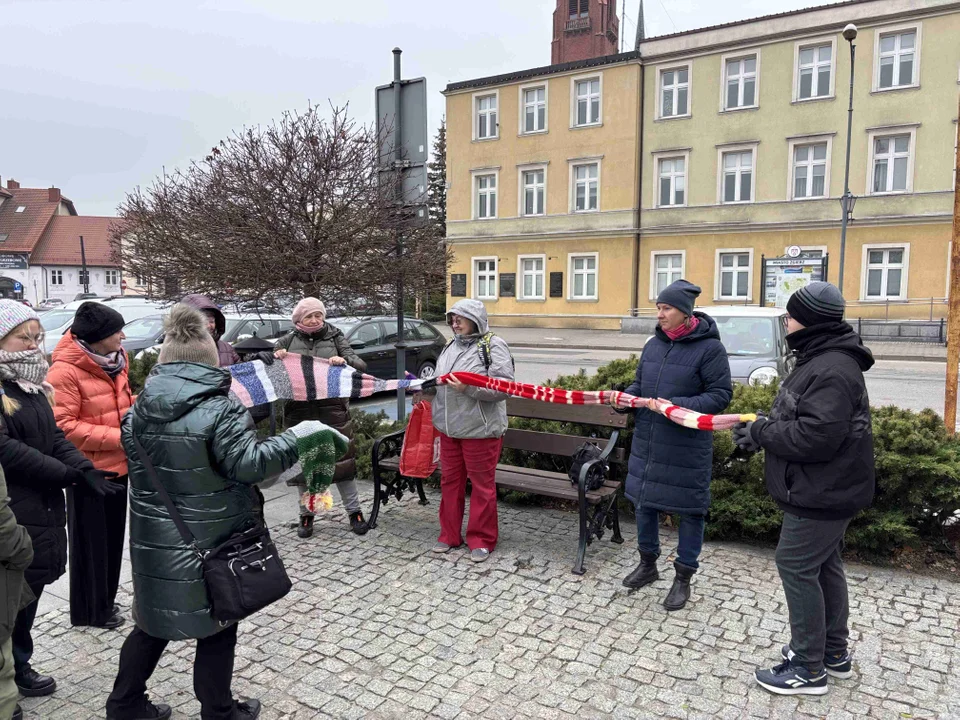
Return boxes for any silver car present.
[709,306,793,385]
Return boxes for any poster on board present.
[763,256,826,308]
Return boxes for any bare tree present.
[112,104,450,311]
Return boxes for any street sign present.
[13,282,21,292]
[120,279,128,290]
[375,74,428,211]
[787,245,802,258]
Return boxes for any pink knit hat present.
[292,297,326,325]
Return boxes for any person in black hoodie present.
[732,282,875,696]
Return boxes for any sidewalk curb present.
[872,353,947,363]
[509,343,946,362]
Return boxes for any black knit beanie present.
[786,282,845,327]
[656,279,701,317]
[70,302,126,344]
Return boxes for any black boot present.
[234,699,262,719]
[349,511,369,536]
[15,666,57,697]
[622,552,659,589]
[663,561,696,611]
[12,704,22,720]
[297,515,314,539]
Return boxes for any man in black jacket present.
[733,282,875,696]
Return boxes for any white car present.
[42,298,169,354]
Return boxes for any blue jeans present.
[635,506,705,570]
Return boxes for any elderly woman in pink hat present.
[274,298,369,538]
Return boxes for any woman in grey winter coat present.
[274,297,369,538]
[420,299,513,563]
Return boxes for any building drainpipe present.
[631,60,645,317]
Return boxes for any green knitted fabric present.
[289,421,350,494]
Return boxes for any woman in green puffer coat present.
[106,305,304,720]
[273,297,369,539]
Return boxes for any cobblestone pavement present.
[23,482,960,719]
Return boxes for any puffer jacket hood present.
[48,331,133,475]
[123,360,298,640]
[180,294,225,338]
[446,299,489,336]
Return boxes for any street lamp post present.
[837,23,858,294]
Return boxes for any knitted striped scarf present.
[287,420,350,512]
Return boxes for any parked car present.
[42,298,168,354]
[37,298,65,311]
[221,313,293,344]
[331,316,446,379]
[74,292,102,301]
[120,314,166,355]
[709,306,793,385]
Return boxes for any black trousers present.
[11,582,45,674]
[106,624,238,720]
[67,479,128,626]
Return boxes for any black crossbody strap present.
[130,429,201,556]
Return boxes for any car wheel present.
[418,362,436,379]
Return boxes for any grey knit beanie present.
[786,282,845,327]
[656,279,701,317]
[158,304,220,366]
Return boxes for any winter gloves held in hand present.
[69,468,125,497]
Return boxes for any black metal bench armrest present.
[372,427,407,461]
[578,429,620,495]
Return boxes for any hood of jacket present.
[653,311,721,344]
[446,299,489,337]
[181,294,225,339]
[135,362,232,424]
[787,321,874,372]
[51,330,126,381]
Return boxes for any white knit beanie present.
[0,301,39,341]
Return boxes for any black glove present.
[732,421,762,453]
[80,469,125,497]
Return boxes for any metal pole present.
[944,96,960,434]
[393,47,407,422]
[838,41,856,294]
[79,235,89,294]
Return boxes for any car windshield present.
[123,316,164,339]
[39,309,75,331]
[336,322,359,336]
[714,316,777,356]
[224,319,243,335]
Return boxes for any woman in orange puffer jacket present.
[47,302,132,630]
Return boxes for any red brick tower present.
[551,0,621,65]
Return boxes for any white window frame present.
[570,73,603,128]
[653,150,690,208]
[471,169,500,220]
[717,143,758,205]
[714,248,754,302]
[568,252,599,301]
[517,253,547,301]
[649,251,686,301]
[517,163,548,217]
[865,125,917,196]
[105,269,119,286]
[655,62,692,120]
[50,269,63,286]
[472,256,499,301]
[719,50,760,112]
[860,243,910,301]
[568,158,601,213]
[518,82,548,135]
[872,23,921,92]
[472,90,500,141]
[786,135,834,200]
[792,37,837,102]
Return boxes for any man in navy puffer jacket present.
[618,280,732,611]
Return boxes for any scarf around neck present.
[0,348,54,397]
[76,339,127,378]
[295,322,325,337]
[664,316,700,341]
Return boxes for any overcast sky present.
[0,0,839,216]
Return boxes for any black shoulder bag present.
[131,433,292,623]
[569,442,608,492]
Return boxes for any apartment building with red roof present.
[0,177,124,304]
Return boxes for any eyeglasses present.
[781,314,792,325]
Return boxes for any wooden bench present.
[368,397,628,575]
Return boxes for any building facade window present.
[518,255,545,300]
[798,43,832,99]
[50,270,63,286]
[660,67,689,118]
[658,156,686,207]
[652,252,684,298]
[521,85,547,134]
[569,0,588,18]
[871,134,911,193]
[793,142,828,198]
[573,77,601,126]
[572,162,599,212]
[474,258,498,300]
[721,149,754,203]
[475,173,497,219]
[521,168,546,216]
[569,254,598,300]
[717,251,752,300]
[864,246,907,299]
[475,93,498,140]
[105,270,119,285]
[877,28,917,89]
[724,55,757,110]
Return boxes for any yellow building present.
[443,0,960,327]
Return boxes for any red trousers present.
[438,434,503,551]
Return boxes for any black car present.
[120,315,166,355]
[335,317,446,379]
